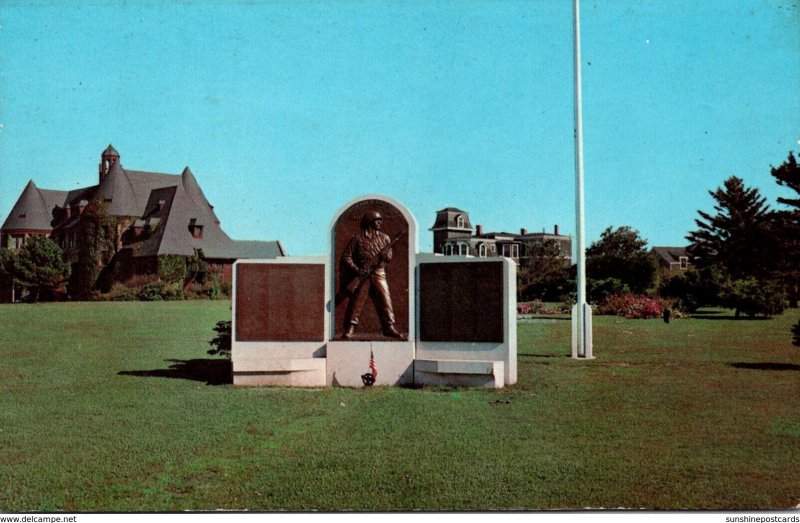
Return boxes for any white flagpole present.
[572,0,593,359]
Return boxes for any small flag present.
[369,350,378,380]
[361,350,377,386]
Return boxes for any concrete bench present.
[233,357,326,387]
[413,359,505,388]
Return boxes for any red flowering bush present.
[517,300,570,315]
[597,294,672,319]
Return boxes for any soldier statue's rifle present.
[336,230,405,303]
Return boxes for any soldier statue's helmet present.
[361,211,383,228]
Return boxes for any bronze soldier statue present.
[340,211,402,339]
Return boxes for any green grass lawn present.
[1,301,799,511]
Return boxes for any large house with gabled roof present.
[1,144,283,294]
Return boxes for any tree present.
[658,266,724,312]
[686,176,777,279]
[770,152,800,209]
[719,277,786,318]
[586,226,658,296]
[517,240,572,301]
[0,248,21,302]
[770,152,800,307]
[15,236,71,301]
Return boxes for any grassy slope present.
[1,301,798,511]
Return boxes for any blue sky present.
[1,0,798,256]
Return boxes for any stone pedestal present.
[414,254,517,387]
[231,195,517,390]
[326,341,415,387]
[232,257,329,387]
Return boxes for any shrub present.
[138,280,168,301]
[658,267,724,312]
[588,277,630,304]
[105,282,139,301]
[208,320,232,358]
[101,276,182,301]
[517,300,570,315]
[720,278,786,318]
[597,294,671,319]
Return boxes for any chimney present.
[520,228,528,236]
[476,224,483,236]
[554,224,560,235]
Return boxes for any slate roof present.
[227,240,286,259]
[119,176,280,260]
[431,207,473,231]
[3,146,282,262]
[2,180,68,231]
[651,246,689,264]
[102,144,120,157]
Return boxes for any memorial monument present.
[231,195,516,388]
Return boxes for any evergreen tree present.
[686,176,776,279]
[586,226,658,295]
[770,152,800,307]
[770,152,800,209]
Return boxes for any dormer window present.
[679,256,688,269]
[189,218,204,239]
[456,215,465,228]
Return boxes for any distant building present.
[651,246,692,272]
[430,207,572,263]
[1,144,283,289]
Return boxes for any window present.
[445,244,452,256]
[13,235,24,249]
[456,215,465,228]
[679,256,688,269]
[478,243,487,257]
[458,243,469,256]
[501,244,519,259]
[189,218,204,239]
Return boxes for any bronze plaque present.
[333,199,409,341]
[419,261,504,343]
[235,263,325,341]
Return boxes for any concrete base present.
[326,341,415,387]
[233,358,327,387]
[571,303,594,359]
[414,359,504,388]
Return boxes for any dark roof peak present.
[2,180,67,232]
[103,144,120,157]
[182,166,193,176]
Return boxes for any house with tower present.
[1,144,283,296]
[430,207,572,263]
